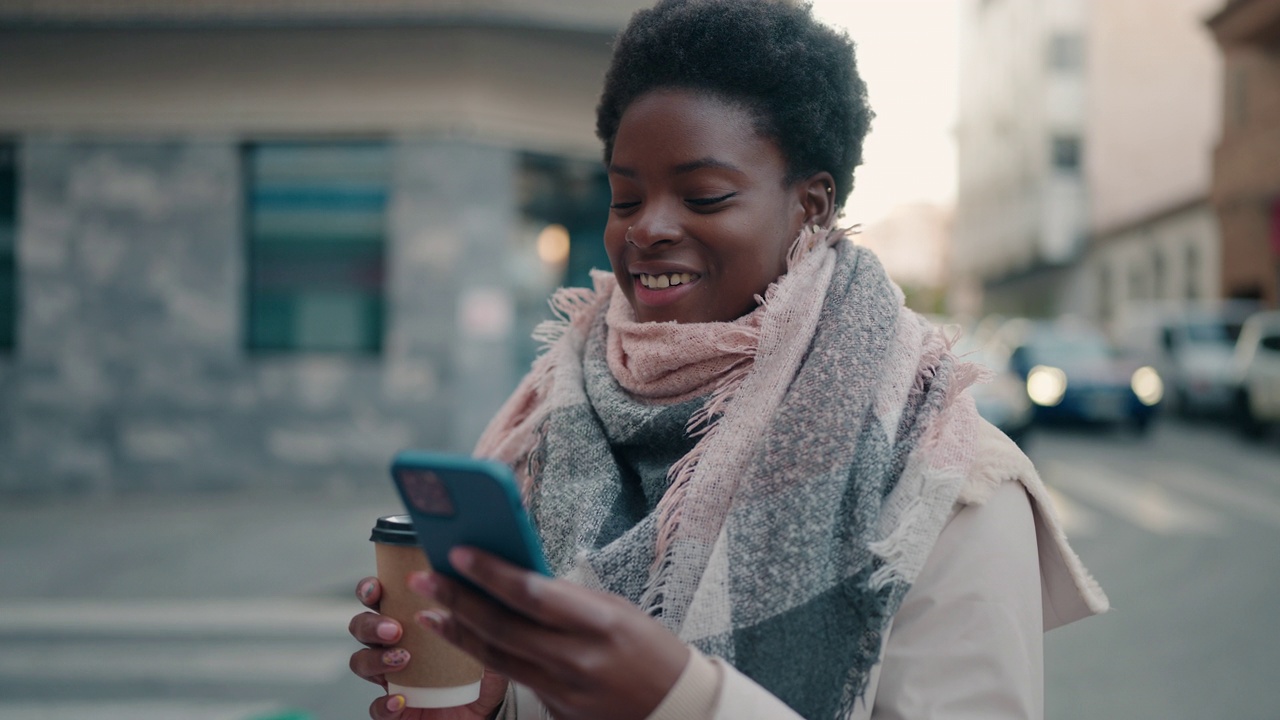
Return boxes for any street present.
[1,418,1278,719]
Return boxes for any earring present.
[825,185,833,194]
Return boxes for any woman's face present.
[604,89,833,324]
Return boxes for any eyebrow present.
[608,157,744,178]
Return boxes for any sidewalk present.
[0,484,402,602]
[0,484,407,720]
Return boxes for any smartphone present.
[389,450,551,586]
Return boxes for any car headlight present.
[1027,365,1068,407]
[1131,365,1163,406]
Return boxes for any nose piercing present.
[626,226,635,243]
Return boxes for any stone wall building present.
[1208,0,1280,308]
[0,1,643,493]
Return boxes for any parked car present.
[1232,310,1280,437]
[956,328,1034,446]
[992,318,1164,433]
[1154,307,1252,417]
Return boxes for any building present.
[1207,0,1280,308]
[0,1,644,493]
[1078,0,1225,334]
[952,0,1088,318]
[953,0,1238,331]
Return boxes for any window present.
[1047,33,1083,72]
[244,141,389,353]
[0,141,15,352]
[518,152,611,290]
[1185,244,1199,301]
[1232,68,1249,129]
[1051,135,1081,172]
[515,152,611,369]
[1098,264,1112,322]
[1152,248,1166,300]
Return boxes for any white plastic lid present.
[388,680,482,708]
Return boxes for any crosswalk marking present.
[0,599,356,719]
[0,598,356,637]
[1042,484,1100,537]
[1150,461,1280,530]
[1042,460,1227,535]
[0,701,287,720]
[0,640,350,684]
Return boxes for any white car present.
[1158,312,1246,417]
[1232,310,1280,436]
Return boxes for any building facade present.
[952,0,1088,317]
[1208,0,1280,308]
[0,1,641,493]
[1080,0,1225,334]
[953,0,1238,331]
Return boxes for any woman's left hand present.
[408,548,690,720]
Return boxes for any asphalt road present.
[1,417,1277,719]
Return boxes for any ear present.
[795,172,837,228]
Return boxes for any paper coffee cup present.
[370,514,484,708]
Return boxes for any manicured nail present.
[416,608,447,631]
[387,694,406,712]
[358,580,376,603]
[376,621,400,642]
[382,648,410,667]
[408,570,437,597]
[451,547,475,571]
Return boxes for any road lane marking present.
[0,640,349,684]
[0,598,356,637]
[1042,484,1100,537]
[0,701,285,720]
[1150,461,1280,530]
[1042,460,1226,535]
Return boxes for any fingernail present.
[387,694,406,712]
[408,570,437,596]
[451,547,475,571]
[416,608,447,631]
[358,580,376,602]
[382,648,410,667]
[376,621,400,642]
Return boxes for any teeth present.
[639,273,695,289]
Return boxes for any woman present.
[348,1,1108,718]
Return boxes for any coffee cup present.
[370,514,485,707]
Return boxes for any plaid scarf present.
[476,227,984,719]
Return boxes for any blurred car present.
[1155,307,1251,418]
[1232,310,1280,437]
[956,328,1034,445]
[992,318,1164,433]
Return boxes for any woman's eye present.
[686,192,737,207]
[610,200,640,210]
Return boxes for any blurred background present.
[1,0,1278,718]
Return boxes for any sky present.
[809,0,960,228]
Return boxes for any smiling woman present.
[346,2,1109,720]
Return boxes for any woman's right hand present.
[348,577,510,720]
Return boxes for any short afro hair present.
[595,0,872,209]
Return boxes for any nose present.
[625,207,681,249]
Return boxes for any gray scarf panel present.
[528,243,966,719]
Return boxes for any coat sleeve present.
[867,479,1044,720]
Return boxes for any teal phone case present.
[389,450,551,583]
